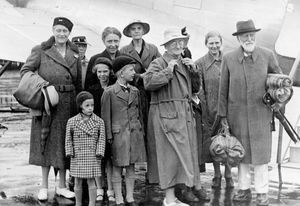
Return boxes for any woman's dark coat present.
[21,36,82,169]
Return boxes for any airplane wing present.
[275,0,300,84]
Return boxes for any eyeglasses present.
[169,39,185,48]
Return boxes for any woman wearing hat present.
[86,57,116,204]
[144,27,207,206]
[85,27,122,90]
[20,16,81,201]
[120,20,161,193]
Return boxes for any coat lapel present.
[44,46,70,69]
[114,83,129,103]
[75,114,97,136]
[128,86,137,105]
[127,42,143,66]
[162,52,188,84]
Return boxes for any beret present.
[76,91,93,111]
[112,55,136,74]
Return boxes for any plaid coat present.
[65,113,105,178]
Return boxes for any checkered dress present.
[65,113,105,178]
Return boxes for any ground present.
[0,112,300,206]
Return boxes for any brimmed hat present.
[53,17,73,32]
[76,91,93,112]
[123,20,150,37]
[161,27,189,46]
[72,36,89,45]
[112,55,136,74]
[232,19,261,36]
[42,85,59,115]
[92,57,113,73]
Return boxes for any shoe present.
[116,203,125,206]
[193,187,210,201]
[96,189,104,201]
[163,198,189,206]
[212,176,222,188]
[225,177,234,189]
[181,187,199,202]
[256,193,269,206]
[233,189,252,202]
[127,201,138,206]
[107,190,116,205]
[37,188,48,201]
[56,187,75,199]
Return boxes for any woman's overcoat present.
[195,52,223,163]
[21,36,82,169]
[101,83,146,167]
[65,113,105,178]
[144,52,200,189]
[218,46,281,164]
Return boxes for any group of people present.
[20,16,283,206]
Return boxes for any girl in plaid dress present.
[65,91,105,206]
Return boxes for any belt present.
[150,97,191,105]
[54,84,75,92]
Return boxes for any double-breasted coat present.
[65,113,105,178]
[195,52,223,163]
[144,52,200,189]
[20,36,82,169]
[101,83,146,167]
[218,46,282,164]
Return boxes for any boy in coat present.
[101,55,146,206]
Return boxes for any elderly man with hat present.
[101,55,146,206]
[217,19,282,205]
[144,27,207,206]
[20,16,81,201]
[72,36,89,88]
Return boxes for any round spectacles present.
[169,39,185,48]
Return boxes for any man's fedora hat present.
[232,19,261,36]
[42,85,59,115]
[161,27,189,46]
[123,19,150,37]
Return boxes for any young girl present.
[65,91,106,206]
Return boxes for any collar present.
[117,80,128,88]
[162,51,182,63]
[237,46,258,63]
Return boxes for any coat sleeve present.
[75,58,83,94]
[65,119,74,157]
[217,57,229,118]
[143,59,174,91]
[20,46,42,77]
[101,90,113,140]
[268,51,282,74]
[96,119,106,157]
[84,55,97,90]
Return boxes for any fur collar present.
[40,36,78,53]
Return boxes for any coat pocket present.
[112,125,121,134]
[158,102,178,119]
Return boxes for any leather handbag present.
[13,71,49,110]
[209,127,245,167]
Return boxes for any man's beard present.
[241,41,256,53]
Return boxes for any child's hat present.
[112,55,136,74]
[76,91,93,109]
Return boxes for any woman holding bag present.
[20,17,81,201]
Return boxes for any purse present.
[209,127,245,167]
[13,71,49,110]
